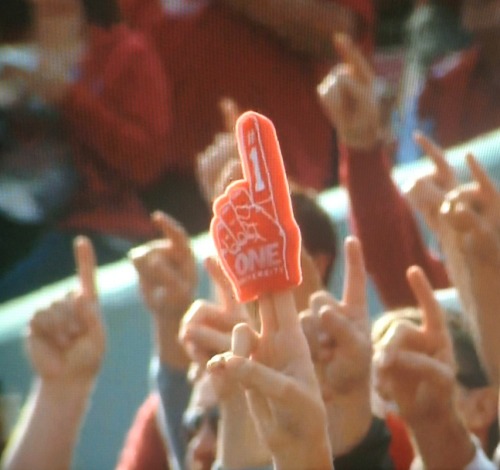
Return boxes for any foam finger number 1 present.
[211,111,302,302]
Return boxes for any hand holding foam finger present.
[207,289,332,470]
[211,112,302,302]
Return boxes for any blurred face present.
[183,374,219,470]
[461,0,500,34]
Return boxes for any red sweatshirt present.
[59,24,170,240]
[340,144,449,309]
[419,47,500,148]
[119,1,374,191]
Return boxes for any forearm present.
[153,314,190,372]
[1,379,94,470]
[272,432,333,470]
[324,386,372,457]
[342,144,449,308]
[218,388,271,469]
[410,410,475,470]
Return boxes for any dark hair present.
[82,0,120,27]
[290,187,337,285]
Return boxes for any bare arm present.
[1,237,105,470]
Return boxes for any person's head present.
[81,0,120,27]
[286,186,338,312]
[183,372,219,470]
[372,307,499,456]
[290,186,337,287]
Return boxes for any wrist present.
[38,378,95,405]
[273,431,332,470]
[324,383,372,456]
[153,314,190,370]
[410,406,475,469]
[218,389,271,469]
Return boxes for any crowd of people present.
[1,0,500,469]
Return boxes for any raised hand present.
[373,266,455,425]
[196,98,243,204]
[440,154,500,266]
[300,237,370,400]
[404,133,458,233]
[179,256,250,377]
[317,34,380,150]
[129,211,196,369]
[208,290,332,470]
[299,237,372,456]
[373,266,479,469]
[129,211,197,317]
[211,111,302,302]
[438,155,500,383]
[27,236,105,385]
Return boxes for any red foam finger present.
[211,111,302,302]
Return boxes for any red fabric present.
[59,24,170,239]
[340,143,449,309]
[120,1,373,192]
[122,3,335,190]
[336,0,375,54]
[419,47,500,148]
[116,393,170,470]
[386,413,414,470]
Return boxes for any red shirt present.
[116,394,170,470]
[119,1,374,191]
[419,47,500,148]
[60,24,171,240]
[340,144,449,309]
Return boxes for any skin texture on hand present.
[2,236,105,470]
[129,211,197,370]
[196,98,243,205]
[317,34,380,150]
[27,236,105,385]
[208,288,332,470]
[179,256,251,380]
[404,133,458,234]
[438,155,500,384]
[300,237,372,456]
[373,266,476,469]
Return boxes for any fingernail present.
[207,355,226,372]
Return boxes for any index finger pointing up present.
[333,33,373,85]
[414,132,454,183]
[342,236,367,309]
[74,235,97,301]
[406,266,445,335]
[467,153,498,199]
[152,211,190,253]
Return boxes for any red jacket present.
[340,144,449,309]
[60,24,171,240]
[119,1,374,191]
[419,47,500,148]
